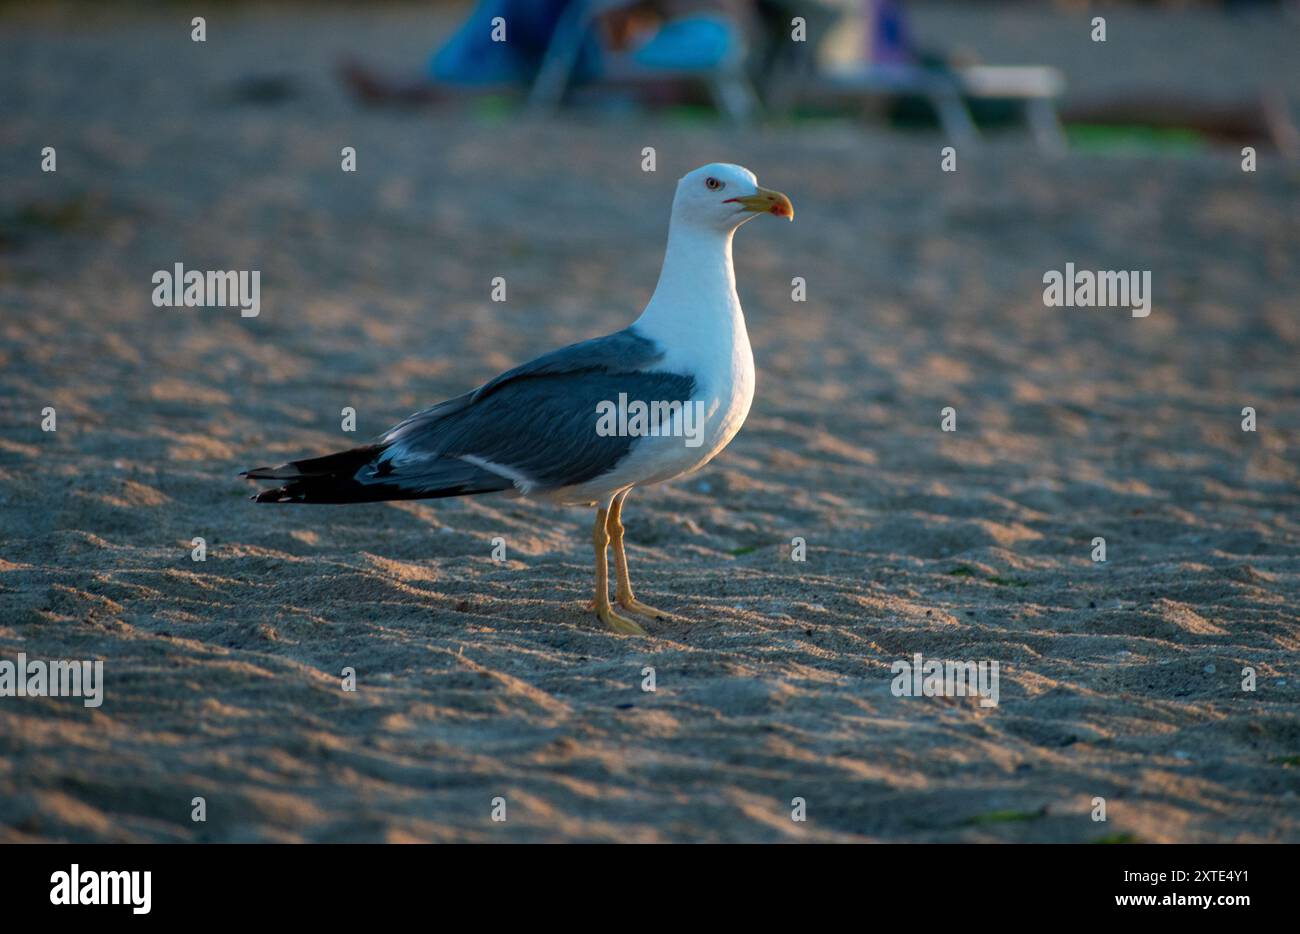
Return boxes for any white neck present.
[633,220,744,344]
[630,214,757,457]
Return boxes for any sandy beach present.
[1,2,1299,842]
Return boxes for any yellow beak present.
[726,187,794,221]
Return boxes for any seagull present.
[243,163,792,634]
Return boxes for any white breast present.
[547,352,751,508]
[544,218,756,506]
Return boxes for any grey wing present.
[369,327,695,493]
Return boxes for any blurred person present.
[340,0,757,108]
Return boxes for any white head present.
[670,163,794,234]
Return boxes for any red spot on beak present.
[726,189,794,220]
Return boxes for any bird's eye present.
[705,177,723,191]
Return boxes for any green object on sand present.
[1066,124,1206,156]
[964,808,1045,826]
[1091,832,1142,844]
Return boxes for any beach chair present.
[956,64,1067,153]
[763,0,1066,153]
[774,56,1066,152]
[528,0,761,122]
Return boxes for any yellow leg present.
[608,490,680,622]
[592,506,647,635]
